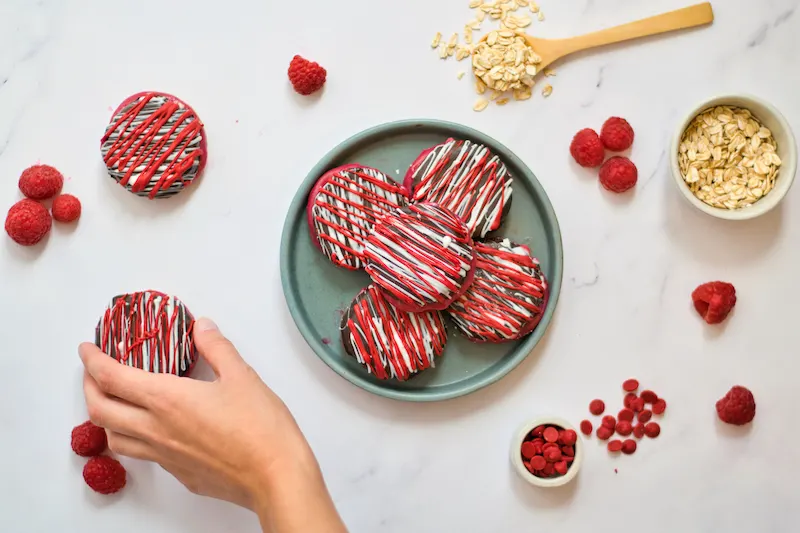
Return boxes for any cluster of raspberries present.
[71,420,127,495]
[5,165,81,246]
[570,117,638,193]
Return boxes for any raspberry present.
[580,420,593,435]
[716,386,756,425]
[288,55,327,96]
[692,281,737,325]
[19,164,63,200]
[83,456,126,494]
[52,194,82,223]
[5,199,52,246]
[599,156,638,193]
[570,128,605,168]
[71,421,107,457]
[589,399,605,415]
[600,117,635,151]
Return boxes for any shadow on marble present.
[96,162,201,218]
[3,226,49,260]
[664,170,783,266]
[508,463,578,509]
[714,417,753,438]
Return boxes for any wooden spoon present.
[479,3,714,72]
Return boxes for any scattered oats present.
[475,78,487,94]
[489,89,503,101]
[514,87,532,100]
[515,15,532,27]
[457,71,466,79]
[448,33,459,47]
[439,46,448,59]
[530,1,540,13]
[455,46,472,61]
[464,26,474,44]
[542,84,553,97]
[496,97,510,105]
[538,10,545,21]
[679,105,781,210]
[473,98,490,112]
[432,32,442,48]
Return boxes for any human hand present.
[79,318,329,520]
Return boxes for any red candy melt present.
[633,424,646,439]
[644,422,661,438]
[622,439,637,455]
[652,399,667,415]
[543,427,560,443]
[580,420,593,435]
[640,390,658,404]
[520,423,580,480]
[607,440,623,452]
[623,379,639,392]
[589,399,605,415]
[618,408,635,422]
[616,421,633,436]
[638,410,653,423]
[602,415,616,429]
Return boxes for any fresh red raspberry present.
[83,456,126,494]
[599,156,638,193]
[71,421,107,457]
[288,55,327,96]
[52,194,82,223]
[716,386,756,425]
[570,128,605,168]
[600,117,635,151]
[5,199,52,246]
[692,281,737,325]
[19,164,63,200]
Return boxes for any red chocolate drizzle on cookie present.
[310,166,406,270]
[363,203,474,311]
[405,138,512,238]
[448,239,547,342]
[101,93,205,199]
[95,290,196,376]
[342,285,447,381]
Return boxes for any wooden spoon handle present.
[558,3,714,56]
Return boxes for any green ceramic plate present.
[280,120,563,402]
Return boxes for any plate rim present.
[280,118,563,402]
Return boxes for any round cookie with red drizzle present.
[363,202,476,313]
[448,238,548,343]
[341,285,447,381]
[101,92,207,199]
[404,138,513,238]
[95,290,197,376]
[307,164,407,270]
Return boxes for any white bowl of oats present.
[671,95,797,220]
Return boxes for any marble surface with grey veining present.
[1,0,799,531]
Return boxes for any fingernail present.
[195,317,219,332]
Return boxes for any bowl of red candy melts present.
[510,417,583,487]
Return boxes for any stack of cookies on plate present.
[307,138,548,381]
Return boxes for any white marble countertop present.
[2,0,799,531]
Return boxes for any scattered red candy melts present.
[633,424,646,439]
[622,379,640,392]
[83,456,126,495]
[19,164,63,200]
[52,194,82,223]
[621,439,637,455]
[597,426,614,440]
[71,421,107,457]
[599,156,638,193]
[601,415,616,429]
[616,421,633,436]
[624,393,637,409]
[607,440,623,452]
[520,424,580,479]
[637,410,653,423]
[652,399,667,415]
[640,390,658,404]
[589,399,605,415]
[570,128,606,168]
[580,420,593,435]
[600,117,635,152]
[716,386,756,426]
[618,408,635,422]
[644,422,661,438]
[631,397,645,412]
[692,281,737,325]
[288,55,327,96]
[5,199,52,246]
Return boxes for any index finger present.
[79,342,162,408]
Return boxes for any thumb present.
[192,318,246,377]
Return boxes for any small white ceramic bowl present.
[509,417,583,488]
[670,94,797,220]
